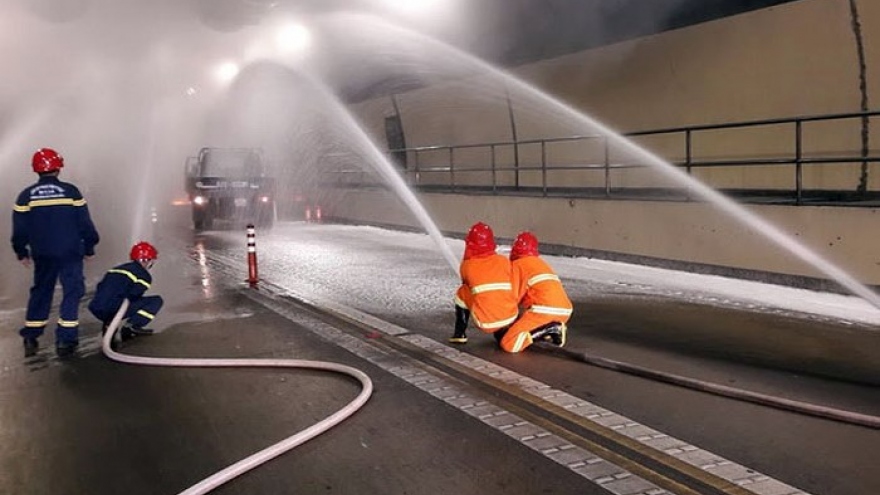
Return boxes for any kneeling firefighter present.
[449,222,519,344]
[89,242,163,341]
[500,232,572,353]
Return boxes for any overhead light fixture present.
[276,23,311,54]
[215,61,240,84]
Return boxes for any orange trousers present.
[498,309,570,353]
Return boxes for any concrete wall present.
[326,189,880,286]
[335,0,880,286]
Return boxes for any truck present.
[184,147,276,230]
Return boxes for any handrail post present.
[491,144,497,194]
[685,129,693,201]
[449,147,455,192]
[506,88,521,190]
[414,150,421,184]
[541,140,547,196]
[514,141,520,189]
[685,129,693,175]
[603,136,611,197]
[795,120,803,205]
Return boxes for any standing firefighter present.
[12,148,100,357]
[502,232,572,352]
[89,242,163,343]
[449,222,518,344]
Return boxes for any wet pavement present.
[1,292,618,495]
[2,218,880,495]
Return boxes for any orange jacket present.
[455,253,519,331]
[511,255,572,319]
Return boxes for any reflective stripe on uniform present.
[530,305,573,316]
[58,319,79,328]
[108,269,151,289]
[471,282,512,295]
[509,332,531,353]
[472,312,517,330]
[454,294,468,309]
[137,310,155,320]
[25,320,48,328]
[28,198,78,208]
[13,204,29,212]
[527,273,560,286]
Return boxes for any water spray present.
[327,13,880,310]
[102,299,373,495]
[306,75,460,274]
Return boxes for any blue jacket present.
[89,261,152,318]
[11,175,99,260]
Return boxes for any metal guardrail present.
[375,110,880,206]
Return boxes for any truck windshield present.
[201,150,263,177]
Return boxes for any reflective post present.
[246,224,258,288]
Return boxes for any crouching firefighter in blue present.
[89,242,163,344]
[12,148,100,358]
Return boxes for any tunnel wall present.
[325,189,880,287]
[337,0,880,286]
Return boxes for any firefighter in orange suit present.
[449,222,519,344]
[500,232,572,353]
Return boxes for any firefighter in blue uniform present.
[88,242,163,342]
[12,148,100,357]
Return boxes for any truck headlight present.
[259,195,271,203]
[193,196,207,206]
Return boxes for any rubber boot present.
[55,340,79,358]
[23,337,38,357]
[449,306,470,343]
[530,322,566,347]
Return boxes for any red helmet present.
[510,231,539,261]
[464,222,496,259]
[32,148,64,174]
[130,241,158,262]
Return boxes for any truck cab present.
[185,147,275,230]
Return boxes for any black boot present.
[449,306,470,343]
[23,337,39,358]
[128,326,154,336]
[55,340,79,358]
[530,322,566,347]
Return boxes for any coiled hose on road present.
[102,299,374,495]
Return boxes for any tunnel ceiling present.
[173,0,804,101]
[321,0,803,102]
[195,0,800,62]
[466,0,802,66]
[13,0,803,104]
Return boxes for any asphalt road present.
[2,215,879,495]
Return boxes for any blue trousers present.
[90,295,163,329]
[20,257,85,344]
[124,295,164,328]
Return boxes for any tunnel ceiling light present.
[276,23,311,54]
[215,61,240,84]
[381,0,444,16]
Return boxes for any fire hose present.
[101,299,374,495]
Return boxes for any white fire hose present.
[102,299,374,495]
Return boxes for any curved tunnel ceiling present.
[15,0,803,102]
[325,0,804,102]
[186,0,801,63]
